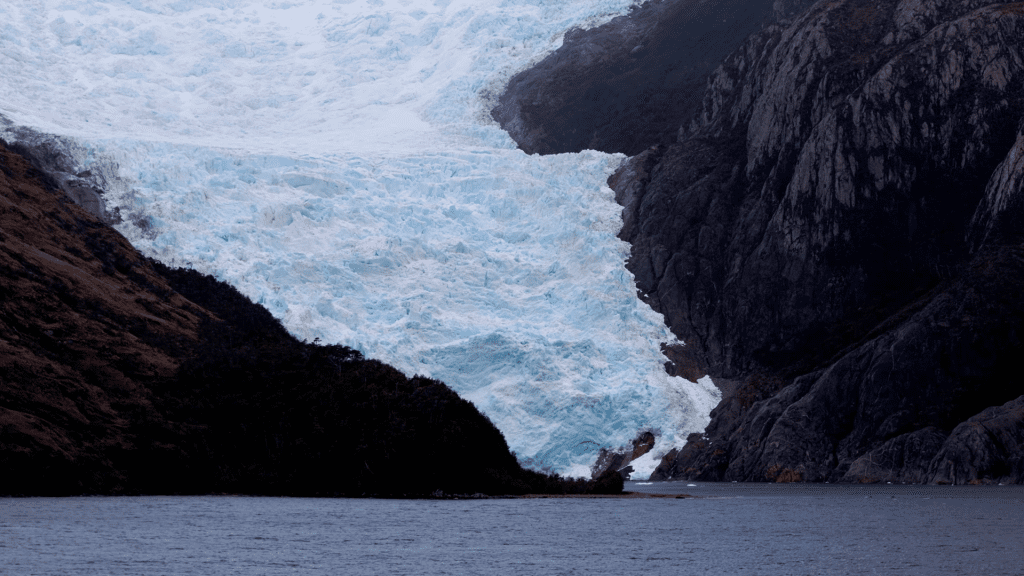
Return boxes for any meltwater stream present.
[0,0,720,477]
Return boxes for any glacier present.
[0,0,720,478]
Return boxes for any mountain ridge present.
[498,0,1024,483]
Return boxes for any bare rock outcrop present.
[491,0,784,156]
[590,430,656,479]
[614,0,1024,483]
[927,395,1024,485]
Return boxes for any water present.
[3,484,1022,575]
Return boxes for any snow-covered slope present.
[0,0,719,478]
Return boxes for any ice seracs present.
[0,0,718,478]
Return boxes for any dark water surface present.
[2,482,1022,575]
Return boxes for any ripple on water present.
[2,487,1023,575]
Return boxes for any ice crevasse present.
[0,0,720,479]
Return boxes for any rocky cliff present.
[501,0,1024,483]
[0,139,622,496]
[492,0,794,156]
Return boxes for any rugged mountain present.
[0,139,622,496]
[492,0,803,156]
[630,0,1024,483]
[502,0,1024,483]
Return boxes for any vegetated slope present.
[0,140,622,496]
[499,0,1024,483]
[613,0,1024,483]
[491,0,815,156]
[0,139,205,495]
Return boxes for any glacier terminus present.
[0,0,719,479]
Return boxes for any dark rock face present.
[650,244,1024,483]
[623,0,1024,378]
[0,141,618,497]
[491,0,784,156]
[928,395,1024,485]
[0,120,121,224]
[597,0,1024,483]
[590,430,656,479]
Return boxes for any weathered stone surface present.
[0,121,121,223]
[600,0,1024,483]
[491,0,783,155]
[841,427,948,484]
[928,395,1024,485]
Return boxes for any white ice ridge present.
[0,0,720,478]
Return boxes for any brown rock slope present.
[0,141,203,494]
[606,0,1024,483]
[0,140,623,496]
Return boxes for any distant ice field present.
[0,0,719,478]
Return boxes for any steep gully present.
[496,0,1024,483]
